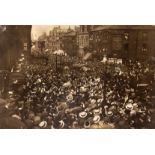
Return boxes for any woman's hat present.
[90,99,96,104]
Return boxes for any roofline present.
[91,25,155,32]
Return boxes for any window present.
[142,32,148,40]
[90,34,93,40]
[103,48,107,52]
[84,26,87,32]
[82,26,85,32]
[104,32,109,39]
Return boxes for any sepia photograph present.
[0,25,155,129]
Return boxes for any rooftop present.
[63,31,76,37]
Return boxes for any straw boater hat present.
[59,120,65,128]
[109,105,116,111]
[133,103,138,110]
[128,99,134,104]
[66,93,73,101]
[93,115,100,123]
[8,91,13,95]
[80,86,87,93]
[79,111,87,118]
[12,114,21,120]
[107,111,113,117]
[90,99,96,104]
[93,108,102,115]
[97,98,103,104]
[125,103,133,110]
[72,121,78,128]
[39,121,47,128]
[111,101,117,105]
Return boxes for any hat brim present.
[93,116,100,123]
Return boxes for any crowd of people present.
[8,58,154,129]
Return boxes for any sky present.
[32,25,76,40]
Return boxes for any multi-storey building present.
[89,25,155,61]
[48,26,67,51]
[0,25,32,70]
[77,26,90,48]
[61,29,78,56]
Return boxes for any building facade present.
[77,25,90,48]
[48,26,66,51]
[0,25,32,95]
[89,25,155,61]
[62,30,78,56]
[0,25,32,70]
